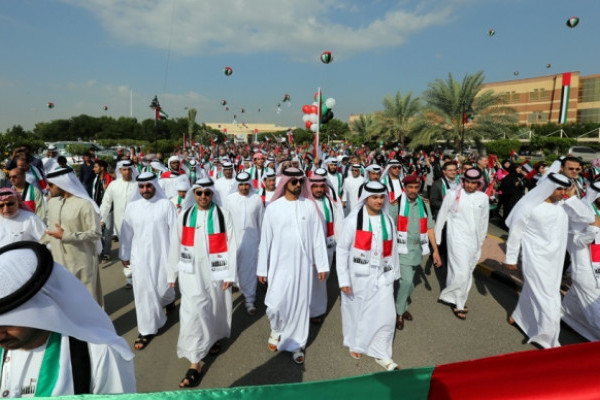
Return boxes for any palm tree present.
[412,71,516,152]
[380,91,422,147]
[350,114,380,144]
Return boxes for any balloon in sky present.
[241,107,245,113]
[320,51,333,64]
[225,106,229,111]
[282,94,291,102]
[566,16,579,28]
[47,102,54,109]
[488,29,495,37]
[546,63,552,68]
[221,99,227,106]
[224,66,233,76]
[103,105,108,111]
[514,71,519,76]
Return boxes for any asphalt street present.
[99,225,586,393]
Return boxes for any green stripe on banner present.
[55,367,435,400]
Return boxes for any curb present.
[475,262,523,292]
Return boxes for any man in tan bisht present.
[40,166,103,306]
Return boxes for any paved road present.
[99,228,585,393]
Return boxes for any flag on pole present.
[156,107,168,120]
[558,72,571,124]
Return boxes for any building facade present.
[482,71,600,125]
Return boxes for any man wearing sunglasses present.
[167,177,238,387]
[561,156,584,199]
[119,172,177,351]
[257,168,329,365]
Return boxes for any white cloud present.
[64,0,453,60]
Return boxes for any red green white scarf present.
[352,206,393,271]
[180,203,230,281]
[589,204,600,288]
[22,183,36,212]
[397,193,430,256]
[30,166,47,190]
[320,197,335,248]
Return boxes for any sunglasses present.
[290,179,304,186]
[567,167,582,172]
[195,190,213,197]
[390,166,401,169]
[0,202,16,208]
[138,183,154,189]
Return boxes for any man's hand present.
[168,282,176,288]
[566,184,577,198]
[592,215,600,228]
[258,276,267,284]
[122,260,130,267]
[432,251,442,268]
[504,263,518,270]
[317,272,327,282]
[222,281,232,291]
[45,224,64,240]
[341,286,352,295]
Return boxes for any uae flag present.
[558,72,571,124]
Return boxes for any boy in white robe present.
[257,168,329,365]
[308,174,343,323]
[167,178,237,387]
[0,242,135,396]
[336,181,401,370]
[224,172,263,315]
[434,168,489,320]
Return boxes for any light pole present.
[460,100,466,155]
[149,95,160,154]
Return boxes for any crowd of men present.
[1,140,599,396]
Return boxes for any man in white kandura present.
[167,178,237,388]
[99,160,138,288]
[214,161,237,201]
[504,172,592,348]
[41,167,103,306]
[336,181,400,370]
[257,167,329,365]
[341,164,364,215]
[0,188,46,247]
[259,171,277,206]
[308,174,343,324]
[434,168,489,320]
[0,241,135,397]
[120,172,177,351]
[561,181,600,341]
[224,172,263,315]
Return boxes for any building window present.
[529,88,548,101]
[527,111,547,123]
[578,108,600,123]
[580,78,600,103]
[511,92,520,102]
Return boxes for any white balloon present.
[325,98,336,109]
[302,114,310,122]
[312,101,319,106]
[309,113,319,123]
[310,124,319,132]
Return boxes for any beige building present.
[206,122,295,142]
[482,71,600,125]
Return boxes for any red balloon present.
[302,104,311,114]
[305,120,312,129]
[310,105,318,114]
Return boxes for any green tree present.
[412,71,517,152]
[380,91,421,147]
[350,114,379,145]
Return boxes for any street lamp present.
[149,95,160,153]
[460,100,466,155]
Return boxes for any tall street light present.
[149,95,160,154]
[460,100,466,155]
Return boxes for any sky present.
[0,0,597,133]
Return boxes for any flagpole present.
[315,87,321,159]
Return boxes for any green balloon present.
[321,103,328,115]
